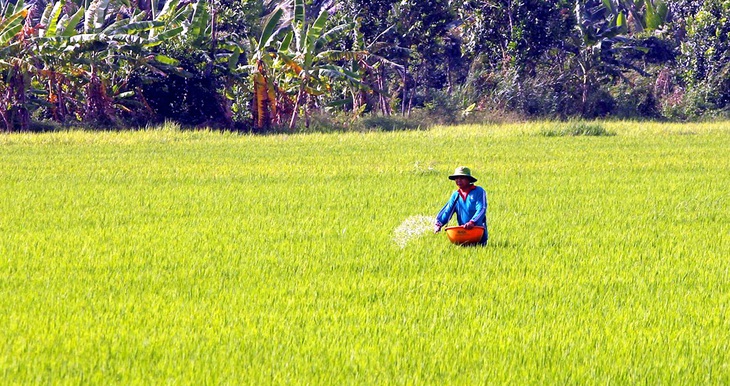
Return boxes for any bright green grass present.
[1,122,729,383]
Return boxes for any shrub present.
[609,74,662,119]
[355,114,427,132]
[539,121,615,137]
[676,0,730,115]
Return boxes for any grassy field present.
[1,121,729,383]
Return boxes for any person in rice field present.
[434,166,488,245]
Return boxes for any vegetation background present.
[1,0,729,132]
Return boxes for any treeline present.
[0,0,728,132]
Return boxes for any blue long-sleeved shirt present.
[436,186,488,242]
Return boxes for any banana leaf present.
[45,2,64,37]
[259,8,284,52]
[155,54,179,66]
[188,0,208,40]
[60,7,85,37]
[0,7,27,47]
[85,0,112,33]
[144,26,183,48]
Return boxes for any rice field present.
[1,121,729,383]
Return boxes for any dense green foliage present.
[0,0,729,131]
[676,0,730,116]
[1,122,729,382]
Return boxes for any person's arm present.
[434,192,458,232]
[465,188,487,229]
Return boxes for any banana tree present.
[570,0,651,115]
[276,0,361,130]
[29,0,191,124]
[75,0,190,123]
[247,7,287,130]
[343,22,405,117]
[0,1,30,131]
[600,0,669,34]
[32,0,89,122]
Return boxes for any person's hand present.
[463,221,475,230]
[434,222,443,233]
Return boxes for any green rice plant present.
[0,122,729,383]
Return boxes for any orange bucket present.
[444,226,485,245]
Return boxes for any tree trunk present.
[289,85,305,130]
[48,67,67,122]
[582,72,588,116]
[407,67,419,118]
[206,6,218,77]
[304,93,310,129]
[400,65,407,116]
[378,63,390,116]
[10,65,30,132]
[85,64,115,125]
[446,61,452,95]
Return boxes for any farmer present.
[434,166,488,245]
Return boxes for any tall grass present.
[1,121,729,383]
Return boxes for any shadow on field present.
[451,239,516,248]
